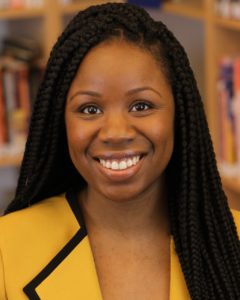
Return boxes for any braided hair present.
[5,3,240,299]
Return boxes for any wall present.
[150,10,205,97]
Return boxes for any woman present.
[0,2,240,300]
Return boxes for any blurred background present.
[0,0,240,214]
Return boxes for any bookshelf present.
[0,155,22,168]
[0,8,44,19]
[214,16,240,30]
[0,0,126,168]
[162,0,240,204]
[0,0,240,203]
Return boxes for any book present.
[0,68,7,145]
[215,0,240,19]
[218,56,240,176]
[10,0,24,9]
[218,58,236,164]
[127,0,162,8]
[0,56,43,158]
[2,36,41,63]
[232,58,240,167]
[0,0,43,8]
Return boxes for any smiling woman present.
[0,2,240,300]
[65,40,174,203]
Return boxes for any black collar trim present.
[23,189,87,299]
[65,187,86,229]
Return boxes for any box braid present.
[5,3,240,299]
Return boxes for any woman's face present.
[65,40,174,202]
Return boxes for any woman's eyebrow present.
[69,86,163,102]
[126,86,163,98]
[69,90,102,101]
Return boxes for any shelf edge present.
[61,0,125,15]
[0,8,44,20]
[0,155,22,167]
[214,16,240,31]
[162,2,205,21]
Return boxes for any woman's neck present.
[78,181,170,238]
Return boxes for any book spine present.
[0,55,44,157]
[10,0,24,9]
[232,58,240,169]
[218,57,236,165]
[17,67,30,132]
[220,0,231,18]
[25,0,43,7]
[217,78,227,162]
[0,68,7,145]
[3,67,17,144]
[229,0,240,19]
[127,0,161,8]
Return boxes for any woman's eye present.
[131,102,152,112]
[81,105,102,114]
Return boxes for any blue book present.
[127,0,161,8]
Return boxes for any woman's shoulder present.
[0,193,67,236]
[0,191,83,263]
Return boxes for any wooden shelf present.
[162,2,205,20]
[214,16,240,31]
[0,8,44,20]
[0,154,22,167]
[61,0,124,15]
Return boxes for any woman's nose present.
[98,112,136,145]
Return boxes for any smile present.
[93,153,145,182]
[99,155,140,170]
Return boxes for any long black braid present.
[5,3,240,299]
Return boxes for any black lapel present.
[23,188,87,299]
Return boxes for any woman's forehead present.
[66,40,174,109]
[73,40,167,82]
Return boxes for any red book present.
[10,0,24,8]
[0,68,7,145]
[17,67,30,133]
[232,58,240,166]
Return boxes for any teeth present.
[119,161,127,170]
[111,161,119,170]
[127,159,133,167]
[106,161,111,168]
[100,159,106,167]
[133,157,137,165]
[99,155,141,170]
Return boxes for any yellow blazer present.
[0,189,239,300]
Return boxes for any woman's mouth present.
[99,155,141,171]
[93,153,145,181]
